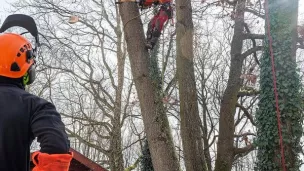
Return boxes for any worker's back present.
[0,15,72,171]
[0,78,70,171]
[0,81,34,171]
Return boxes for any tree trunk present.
[202,96,212,171]
[256,0,303,170]
[118,3,180,171]
[108,8,126,171]
[214,1,246,171]
[175,0,207,171]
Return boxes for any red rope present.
[264,0,287,170]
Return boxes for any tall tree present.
[109,5,125,171]
[256,0,303,170]
[119,3,180,171]
[175,0,207,170]
[214,0,262,170]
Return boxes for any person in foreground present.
[0,33,72,170]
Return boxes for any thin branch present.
[236,103,256,126]
[66,128,110,155]
[233,144,255,156]
[233,132,256,138]
[204,135,218,150]
[224,0,238,6]
[240,46,263,59]
[297,45,304,49]
[298,37,304,45]
[243,22,262,65]
[242,33,265,40]
[244,8,265,18]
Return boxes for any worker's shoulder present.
[9,87,55,109]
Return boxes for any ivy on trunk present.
[256,0,303,170]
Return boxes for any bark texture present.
[214,1,246,171]
[175,0,207,170]
[119,3,180,171]
[109,10,125,171]
[256,0,302,170]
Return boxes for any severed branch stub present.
[237,85,259,97]
[240,73,257,85]
[298,37,304,49]
[68,15,79,24]
[298,25,304,49]
[233,144,255,160]
[233,132,255,160]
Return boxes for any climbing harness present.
[264,0,287,170]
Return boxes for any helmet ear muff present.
[23,64,36,85]
[23,48,36,85]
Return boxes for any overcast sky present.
[0,0,303,23]
[0,0,304,170]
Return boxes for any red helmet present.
[0,33,34,78]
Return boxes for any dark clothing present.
[0,78,70,171]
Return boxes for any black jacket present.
[0,78,70,171]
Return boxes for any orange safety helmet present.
[0,33,35,79]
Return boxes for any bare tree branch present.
[233,144,255,155]
[240,46,263,59]
[245,8,265,18]
[242,33,265,40]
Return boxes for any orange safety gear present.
[159,0,171,3]
[140,0,170,7]
[0,33,34,78]
[32,151,73,171]
[142,0,155,6]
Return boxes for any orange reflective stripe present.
[159,0,171,3]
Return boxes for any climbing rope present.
[264,0,287,170]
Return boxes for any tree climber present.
[0,14,72,171]
[137,0,173,49]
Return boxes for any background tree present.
[214,0,262,170]
[119,2,180,171]
[256,0,304,170]
[175,0,207,170]
[2,0,303,170]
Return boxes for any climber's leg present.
[146,9,169,49]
